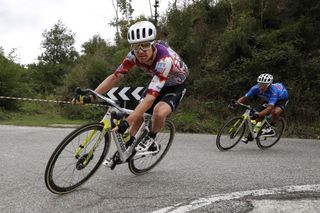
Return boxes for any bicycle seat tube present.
[111,131,131,161]
[244,109,257,138]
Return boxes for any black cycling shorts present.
[143,82,187,114]
[258,99,289,111]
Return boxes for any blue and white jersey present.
[245,83,289,105]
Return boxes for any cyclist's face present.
[258,83,269,93]
[132,42,154,63]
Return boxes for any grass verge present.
[0,111,84,127]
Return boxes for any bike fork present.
[74,124,109,166]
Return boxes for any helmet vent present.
[142,28,146,38]
[257,73,273,84]
[127,21,156,44]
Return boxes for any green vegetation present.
[0,0,319,138]
[0,101,101,127]
[0,110,83,127]
[0,111,83,127]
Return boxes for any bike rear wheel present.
[44,122,110,194]
[128,120,175,175]
[256,117,285,149]
[216,116,246,151]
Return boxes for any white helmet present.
[127,21,157,44]
[257,73,273,84]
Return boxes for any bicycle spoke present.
[45,123,109,194]
[216,116,245,151]
[129,120,174,175]
[257,117,285,149]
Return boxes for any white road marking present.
[152,184,320,213]
[251,199,320,212]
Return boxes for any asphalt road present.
[0,125,319,212]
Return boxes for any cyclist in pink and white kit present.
[77,21,188,163]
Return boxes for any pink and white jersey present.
[114,42,189,97]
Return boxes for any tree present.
[109,0,134,44]
[29,20,79,95]
[61,34,116,96]
[81,34,109,55]
[8,48,21,63]
[38,19,78,64]
[0,54,31,110]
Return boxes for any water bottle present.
[251,120,257,125]
[254,121,262,133]
[111,111,130,143]
[122,129,130,143]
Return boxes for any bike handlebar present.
[75,87,125,112]
[237,102,253,110]
[74,87,152,117]
[230,99,253,110]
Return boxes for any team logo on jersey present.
[274,84,282,90]
[155,61,166,74]
[127,52,136,61]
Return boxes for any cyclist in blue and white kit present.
[75,21,188,167]
[230,73,288,140]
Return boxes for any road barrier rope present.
[0,96,107,107]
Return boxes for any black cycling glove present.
[75,95,92,104]
[250,111,260,120]
[228,99,238,110]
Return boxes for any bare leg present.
[151,102,172,133]
[129,115,144,137]
[272,106,283,123]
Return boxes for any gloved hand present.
[117,119,130,134]
[228,99,238,110]
[250,111,260,120]
[74,95,93,104]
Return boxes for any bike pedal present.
[110,163,117,170]
[103,159,122,170]
[241,139,248,144]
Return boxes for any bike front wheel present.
[128,120,175,175]
[44,122,110,194]
[256,117,285,149]
[216,116,246,151]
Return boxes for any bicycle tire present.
[44,122,110,194]
[216,116,246,151]
[128,120,175,175]
[256,117,285,149]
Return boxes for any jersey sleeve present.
[245,85,258,98]
[114,52,136,78]
[147,57,173,97]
